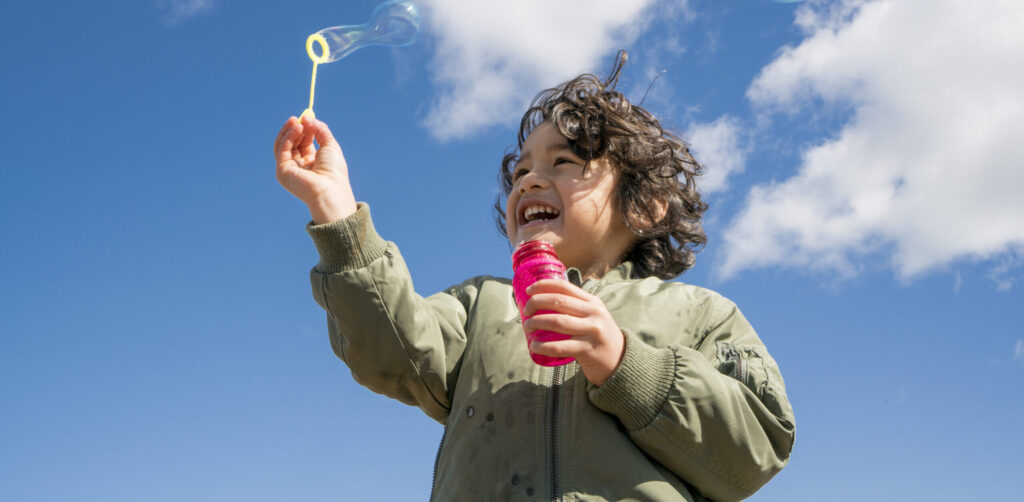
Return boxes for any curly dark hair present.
[495,51,708,280]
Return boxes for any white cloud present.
[687,116,746,195]
[719,0,1024,280]
[161,0,214,23]
[418,0,685,141]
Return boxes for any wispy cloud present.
[718,0,1024,281]
[1014,340,1024,367]
[687,116,746,195]
[417,0,691,141]
[987,253,1023,292]
[160,0,215,24]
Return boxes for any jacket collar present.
[566,261,637,288]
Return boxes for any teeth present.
[523,205,560,223]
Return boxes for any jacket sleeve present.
[587,293,795,501]
[306,203,471,424]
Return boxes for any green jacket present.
[307,204,795,501]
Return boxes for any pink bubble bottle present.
[512,240,574,366]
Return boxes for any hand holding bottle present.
[521,278,626,387]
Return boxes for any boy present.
[275,53,794,501]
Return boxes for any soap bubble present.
[306,0,421,64]
[299,1,420,122]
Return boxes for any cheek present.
[505,197,516,233]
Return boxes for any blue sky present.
[2,0,1022,500]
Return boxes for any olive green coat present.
[307,204,795,501]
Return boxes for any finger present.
[522,292,592,318]
[300,111,319,128]
[277,121,304,164]
[274,117,299,156]
[297,119,315,151]
[300,131,317,161]
[523,313,596,338]
[530,336,591,359]
[526,279,594,301]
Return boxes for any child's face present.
[506,122,637,278]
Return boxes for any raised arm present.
[306,205,471,423]
[276,117,470,423]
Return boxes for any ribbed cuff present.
[588,330,676,431]
[305,203,388,273]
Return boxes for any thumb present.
[308,118,340,151]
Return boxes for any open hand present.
[522,279,626,386]
[274,116,357,224]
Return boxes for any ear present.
[649,197,668,225]
[629,196,669,232]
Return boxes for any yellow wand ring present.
[306,33,329,64]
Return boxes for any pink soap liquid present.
[512,240,574,366]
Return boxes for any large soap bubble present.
[300,1,421,121]
[307,0,421,64]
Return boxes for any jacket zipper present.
[549,365,562,502]
[430,426,447,501]
[728,346,746,383]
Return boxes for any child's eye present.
[512,167,528,180]
[554,157,576,167]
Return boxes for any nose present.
[517,169,547,194]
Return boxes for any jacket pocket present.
[715,341,793,427]
[715,341,753,387]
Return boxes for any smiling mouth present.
[519,205,561,227]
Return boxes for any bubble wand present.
[299,0,421,122]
